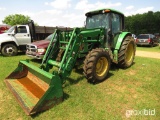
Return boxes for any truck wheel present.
[1,44,18,56]
[83,48,111,83]
[118,36,136,68]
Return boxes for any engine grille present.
[26,44,37,53]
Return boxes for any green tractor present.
[4,8,136,115]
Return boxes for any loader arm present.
[44,28,82,80]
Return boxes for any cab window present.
[17,26,27,33]
[86,14,109,29]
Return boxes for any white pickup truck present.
[0,20,56,56]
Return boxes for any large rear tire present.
[118,36,136,68]
[83,48,111,83]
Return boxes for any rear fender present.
[113,32,131,63]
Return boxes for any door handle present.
[24,34,30,37]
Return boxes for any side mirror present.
[14,26,18,34]
[84,21,86,28]
[107,28,112,35]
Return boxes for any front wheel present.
[83,48,111,84]
[1,44,18,56]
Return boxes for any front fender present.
[0,33,19,46]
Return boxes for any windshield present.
[6,26,15,33]
[45,34,57,41]
[137,35,149,39]
[45,34,53,40]
[86,14,109,29]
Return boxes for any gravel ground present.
[136,50,160,59]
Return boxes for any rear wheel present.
[118,36,136,68]
[83,48,111,83]
[1,44,18,56]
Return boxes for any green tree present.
[2,14,30,26]
[125,11,160,35]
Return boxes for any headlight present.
[37,49,46,52]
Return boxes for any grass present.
[136,45,160,52]
[0,53,159,120]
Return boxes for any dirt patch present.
[136,50,160,59]
[126,70,136,76]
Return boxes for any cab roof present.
[85,8,124,17]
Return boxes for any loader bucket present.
[4,60,63,115]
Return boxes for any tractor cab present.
[85,8,124,35]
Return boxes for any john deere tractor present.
[4,8,136,115]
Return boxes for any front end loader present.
[4,8,136,115]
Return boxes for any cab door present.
[111,13,122,34]
[14,26,31,45]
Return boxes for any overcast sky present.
[0,0,159,27]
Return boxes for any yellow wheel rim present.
[96,57,108,77]
[126,42,134,63]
